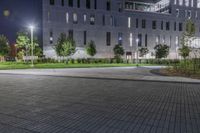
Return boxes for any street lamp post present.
[136,38,139,66]
[29,25,34,67]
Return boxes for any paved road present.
[0,74,199,133]
[0,67,199,83]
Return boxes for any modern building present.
[42,0,200,59]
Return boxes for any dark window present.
[90,15,95,25]
[136,19,139,28]
[69,30,73,39]
[166,22,170,30]
[50,0,55,5]
[86,0,91,9]
[179,23,183,31]
[102,15,105,26]
[174,22,176,31]
[94,0,97,9]
[84,31,87,45]
[77,0,80,8]
[118,3,122,12]
[142,19,146,29]
[50,31,53,44]
[107,0,111,11]
[138,34,142,47]
[106,32,111,46]
[61,0,64,6]
[145,34,148,47]
[118,32,123,45]
[152,21,157,29]
[161,21,163,30]
[69,0,73,7]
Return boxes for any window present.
[185,0,189,7]
[179,23,183,31]
[161,21,163,30]
[130,33,133,47]
[73,13,78,24]
[48,11,51,22]
[50,0,54,5]
[174,22,177,31]
[191,0,194,7]
[138,34,142,47]
[106,32,111,46]
[128,17,131,28]
[77,0,80,8]
[118,3,122,12]
[198,0,200,8]
[94,0,97,9]
[102,15,105,26]
[107,0,111,11]
[110,16,114,26]
[69,30,73,39]
[118,32,123,45]
[66,12,69,23]
[188,10,191,19]
[174,0,177,5]
[83,14,87,23]
[152,20,157,30]
[90,15,95,25]
[179,0,183,5]
[69,0,73,7]
[84,31,87,45]
[50,30,53,44]
[61,0,64,6]
[196,11,198,19]
[145,34,148,47]
[166,22,170,31]
[176,36,179,46]
[86,0,91,9]
[142,19,146,29]
[136,19,139,28]
[176,9,179,17]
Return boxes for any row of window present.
[174,0,200,8]
[48,12,184,31]
[50,0,111,11]
[49,30,182,48]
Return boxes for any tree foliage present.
[55,33,76,56]
[16,32,30,49]
[85,40,96,57]
[139,47,149,57]
[113,44,124,58]
[154,44,169,59]
[0,35,10,56]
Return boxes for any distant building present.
[42,0,200,59]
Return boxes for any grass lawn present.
[0,62,156,70]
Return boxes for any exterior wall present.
[42,0,200,59]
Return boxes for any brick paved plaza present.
[0,74,199,133]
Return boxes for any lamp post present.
[136,38,139,66]
[29,25,34,67]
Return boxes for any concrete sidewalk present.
[0,66,199,83]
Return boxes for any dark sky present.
[0,0,42,44]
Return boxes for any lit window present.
[191,0,194,7]
[198,0,200,8]
[66,12,69,23]
[90,15,95,25]
[176,36,179,46]
[128,17,131,28]
[185,0,189,6]
[174,0,177,5]
[130,33,133,47]
[179,0,183,5]
[188,10,191,19]
[73,13,78,24]
[83,14,87,23]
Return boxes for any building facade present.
[42,0,200,59]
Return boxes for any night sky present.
[0,0,42,44]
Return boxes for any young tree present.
[113,44,124,59]
[154,44,169,59]
[179,36,191,60]
[85,40,96,57]
[0,35,10,57]
[55,33,76,56]
[139,47,149,58]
